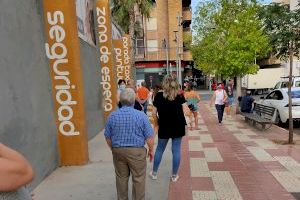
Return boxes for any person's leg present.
[215,104,222,123]
[220,104,225,122]
[127,148,147,200]
[112,148,130,200]
[171,137,183,177]
[152,138,169,173]
[193,111,199,129]
[143,101,148,114]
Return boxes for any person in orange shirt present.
[137,81,150,114]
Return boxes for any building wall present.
[0,0,105,189]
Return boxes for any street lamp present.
[162,38,169,75]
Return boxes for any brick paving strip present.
[168,101,300,200]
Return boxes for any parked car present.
[259,88,300,125]
[273,76,300,90]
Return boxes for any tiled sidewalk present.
[168,101,300,200]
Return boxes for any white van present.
[273,76,300,89]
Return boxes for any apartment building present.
[134,0,193,86]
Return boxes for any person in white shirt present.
[210,83,228,124]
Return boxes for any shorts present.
[228,97,234,106]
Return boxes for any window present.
[295,81,300,87]
[266,91,283,100]
[274,82,281,89]
[146,18,157,31]
[147,40,158,52]
[136,38,144,55]
[281,81,289,88]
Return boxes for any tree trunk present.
[236,76,242,114]
[288,48,294,144]
[129,9,136,80]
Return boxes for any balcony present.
[182,7,192,22]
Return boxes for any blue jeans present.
[142,101,148,114]
[215,104,225,123]
[152,137,182,175]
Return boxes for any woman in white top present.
[210,83,228,124]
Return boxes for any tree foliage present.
[111,0,152,36]
[192,0,270,78]
[259,3,300,60]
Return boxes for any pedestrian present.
[239,90,255,113]
[125,79,143,111]
[225,79,234,115]
[149,75,187,182]
[117,79,126,108]
[104,88,154,200]
[184,83,201,130]
[210,83,228,124]
[0,143,34,200]
[137,81,150,114]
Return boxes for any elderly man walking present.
[104,88,154,200]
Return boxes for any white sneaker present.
[171,174,179,182]
[149,171,157,180]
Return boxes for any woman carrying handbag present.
[210,83,228,124]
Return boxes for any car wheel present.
[277,113,287,128]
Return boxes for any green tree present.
[259,3,300,144]
[111,0,153,78]
[192,0,269,97]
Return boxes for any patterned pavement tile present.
[211,171,243,200]
[271,171,300,193]
[240,128,257,135]
[188,130,200,137]
[189,140,203,151]
[190,158,211,177]
[233,133,253,142]
[192,191,217,200]
[274,156,300,178]
[254,139,278,149]
[247,147,275,162]
[225,124,240,132]
[204,148,224,162]
[199,126,209,132]
[200,134,214,143]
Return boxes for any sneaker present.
[149,171,157,180]
[171,174,179,182]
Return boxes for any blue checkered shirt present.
[104,106,153,147]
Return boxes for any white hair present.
[120,88,136,106]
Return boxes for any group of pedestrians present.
[106,75,190,200]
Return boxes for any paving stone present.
[204,148,224,162]
[271,171,300,193]
[188,130,200,137]
[190,158,210,177]
[192,191,217,200]
[199,126,208,132]
[239,129,257,135]
[225,125,240,132]
[247,147,275,162]
[254,139,278,149]
[200,134,213,143]
[189,140,203,151]
[210,171,243,200]
[274,156,300,178]
[233,133,253,142]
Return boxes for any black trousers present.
[215,104,225,123]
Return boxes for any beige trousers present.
[112,147,147,200]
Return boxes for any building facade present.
[134,0,193,87]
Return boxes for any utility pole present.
[174,30,179,79]
[162,38,169,75]
[177,13,183,86]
